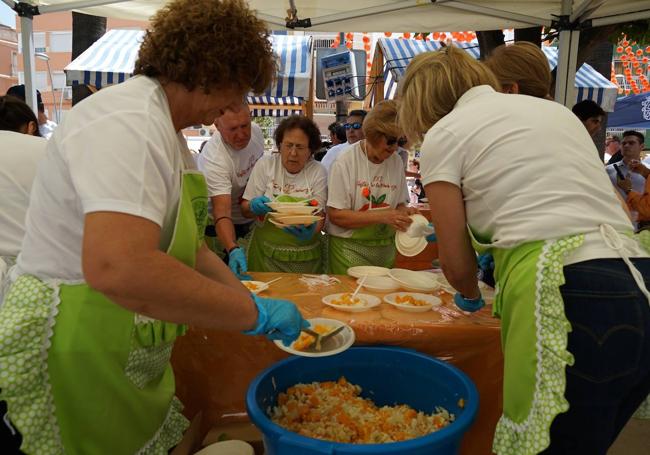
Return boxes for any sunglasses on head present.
[344,122,363,130]
[385,136,408,147]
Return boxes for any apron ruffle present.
[136,396,188,455]
[633,230,650,419]
[493,235,584,455]
[0,275,65,454]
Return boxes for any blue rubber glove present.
[453,292,485,312]
[228,247,251,280]
[425,223,437,242]
[477,253,495,272]
[244,295,310,346]
[283,223,317,242]
[250,195,272,216]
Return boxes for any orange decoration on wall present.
[403,32,411,39]
[616,46,624,53]
[384,32,392,37]
[433,32,440,40]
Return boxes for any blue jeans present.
[541,258,650,454]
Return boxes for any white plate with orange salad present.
[383,292,442,312]
[322,292,381,313]
[274,318,355,358]
[241,280,269,294]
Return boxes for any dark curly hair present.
[133,0,276,94]
[274,115,322,154]
[0,95,41,136]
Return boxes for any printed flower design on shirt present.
[359,187,389,211]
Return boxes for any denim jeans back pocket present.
[561,288,644,384]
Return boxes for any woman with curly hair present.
[0,0,309,453]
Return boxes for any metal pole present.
[554,0,579,109]
[20,15,37,114]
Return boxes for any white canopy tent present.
[5,0,650,114]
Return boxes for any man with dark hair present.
[6,84,57,139]
[571,100,605,138]
[321,109,367,171]
[327,122,346,146]
[609,131,649,230]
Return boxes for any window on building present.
[52,71,67,90]
[18,32,46,53]
[50,31,72,53]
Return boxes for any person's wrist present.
[228,246,240,255]
[243,295,268,335]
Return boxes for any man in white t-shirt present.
[197,103,264,278]
[320,109,367,171]
[606,130,646,200]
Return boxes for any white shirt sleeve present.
[395,158,410,204]
[65,112,175,227]
[242,156,271,201]
[419,127,463,188]
[326,156,353,210]
[309,161,328,207]
[197,135,234,197]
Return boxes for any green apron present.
[328,220,396,275]
[246,216,323,274]
[469,228,650,454]
[0,170,208,454]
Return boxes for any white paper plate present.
[347,265,390,279]
[265,201,308,209]
[274,318,355,358]
[388,268,439,292]
[322,293,381,312]
[271,215,323,226]
[241,280,268,294]
[268,205,318,216]
[395,232,428,257]
[383,292,441,312]
[357,275,401,292]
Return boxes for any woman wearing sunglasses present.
[326,100,417,274]
[240,115,327,273]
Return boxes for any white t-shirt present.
[243,155,327,207]
[327,141,410,238]
[197,123,264,224]
[419,85,633,252]
[0,132,47,257]
[16,76,194,280]
[606,160,646,199]
[320,141,351,171]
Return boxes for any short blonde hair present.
[485,42,551,99]
[363,100,401,146]
[398,46,500,142]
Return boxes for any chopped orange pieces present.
[395,294,429,306]
[332,293,364,306]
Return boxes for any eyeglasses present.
[344,122,363,130]
[281,142,309,153]
[385,136,408,147]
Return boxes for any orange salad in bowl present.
[332,293,365,306]
[395,295,429,307]
[243,282,260,291]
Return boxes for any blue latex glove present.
[453,292,485,312]
[477,253,495,272]
[425,223,437,242]
[283,223,317,242]
[228,247,251,280]
[244,295,310,346]
[250,195,272,216]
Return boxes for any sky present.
[1,3,16,28]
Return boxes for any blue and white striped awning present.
[373,38,618,112]
[65,29,145,89]
[65,30,313,110]
[247,95,302,117]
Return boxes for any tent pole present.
[434,1,551,27]
[1,0,15,9]
[20,15,38,114]
[554,0,579,109]
[590,9,650,27]
[569,0,607,23]
[38,0,131,14]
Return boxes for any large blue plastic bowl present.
[246,347,479,455]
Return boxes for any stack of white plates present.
[388,268,439,292]
[357,275,400,292]
[269,215,323,227]
[346,265,390,279]
[267,204,318,215]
